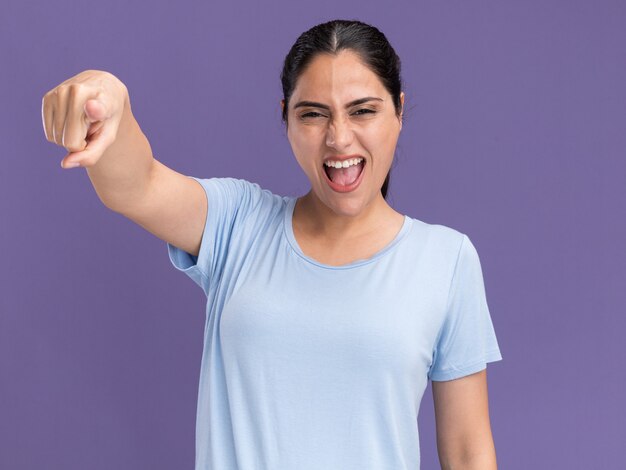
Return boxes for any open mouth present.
[323,159,366,187]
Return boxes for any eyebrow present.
[293,97,383,110]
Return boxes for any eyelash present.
[301,109,375,119]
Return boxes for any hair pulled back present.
[280,19,403,200]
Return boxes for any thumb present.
[84,99,110,123]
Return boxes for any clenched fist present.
[41,70,128,169]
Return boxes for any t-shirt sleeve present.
[166,176,262,297]
[428,234,503,381]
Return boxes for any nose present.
[325,116,354,149]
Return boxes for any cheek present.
[289,127,325,163]
[359,122,399,156]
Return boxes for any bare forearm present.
[85,93,154,212]
[440,448,497,470]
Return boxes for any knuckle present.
[56,84,69,96]
[68,83,81,97]
[100,70,116,81]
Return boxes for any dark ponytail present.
[280,19,403,200]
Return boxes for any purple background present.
[2,1,624,468]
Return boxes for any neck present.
[294,190,396,241]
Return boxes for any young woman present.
[42,19,502,470]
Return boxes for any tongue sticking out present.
[326,162,364,186]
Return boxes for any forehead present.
[291,50,387,102]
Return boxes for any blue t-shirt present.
[167,177,502,470]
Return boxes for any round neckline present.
[282,196,412,270]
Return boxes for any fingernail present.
[63,161,80,169]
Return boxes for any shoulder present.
[195,176,281,199]
[410,220,487,290]
[193,177,287,211]
[407,216,467,258]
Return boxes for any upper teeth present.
[324,157,364,168]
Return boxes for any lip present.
[322,157,366,193]
[322,153,365,164]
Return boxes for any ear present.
[281,99,289,130]
[399,92,404,130]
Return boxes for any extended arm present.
[42,70,208,257]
